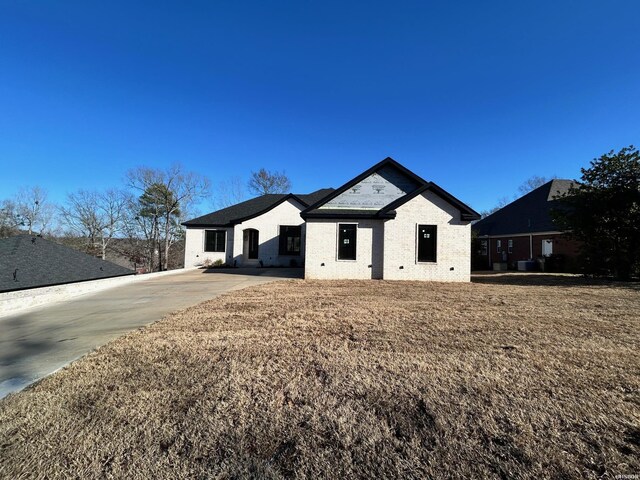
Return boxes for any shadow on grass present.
[471,272,640,291]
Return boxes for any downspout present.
[529,234,533,259]
[488,237,492,268]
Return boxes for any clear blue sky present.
[1,1,639,214]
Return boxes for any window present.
[480,240,488,256]
[508,239,513,254]
[205,230,226,252]
[417,225,437,263]
[279,225,302,255]
[496,239,502,253]
[338,224,357,260]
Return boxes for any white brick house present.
[183,158,479,281]
[183,190,333,268]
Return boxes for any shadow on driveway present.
[200,267,304,279]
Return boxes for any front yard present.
[1,275,638,478]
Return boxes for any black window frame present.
[417,224,437,263]
[508,239,513,254]
[204,229,226,253]
[337,223,357,261]
[279,225,302,256]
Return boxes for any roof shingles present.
[473,179,574,236]
[182,189,334,227]
[0,235,134,293]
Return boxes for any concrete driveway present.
[0,268,301,398]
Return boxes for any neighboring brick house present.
[183,157,480,281]
[472,179,580,271]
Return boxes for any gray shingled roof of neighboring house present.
[0,235,135,293]
[473,179,575,236]
[182,188,335,227]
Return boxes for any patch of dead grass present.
[1,276,639,478]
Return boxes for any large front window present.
[417,225,437,263]
[205,230,226,252]
[338,224,357,260]
[279,225,301,255]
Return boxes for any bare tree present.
[0,199,20,238]
[126,164,210,271]
[2,186,57,235]
[248,168,292,196]
[59,189,129,259]
[215,176,247,209]
[517,175,557,195]
[479,196,510,219]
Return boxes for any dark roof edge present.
[182,193,307,227]
[183,223,234,228]
[379,182,480,221]
[301,211,397,220]
[0,272,135,294]
[301,157,429,213]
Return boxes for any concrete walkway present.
[0,268,301,398]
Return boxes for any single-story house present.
[0,234,135,293]
[183,157,480,281]
[472,179,580,271]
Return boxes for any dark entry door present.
[246,229,259,259]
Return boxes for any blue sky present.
[1,1,639,214]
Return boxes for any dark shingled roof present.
[473,179,574,236]
[0,235,135,293]
[182,189,335,227]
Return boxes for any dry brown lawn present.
[1,274,639,479]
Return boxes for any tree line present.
[0,166,292,272]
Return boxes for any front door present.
[243,229,259,260]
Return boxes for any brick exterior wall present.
[304,219,384,280]
[383,191,471,282]
[305,191,472,282]
[184,199,306,268]
[475,233,581,271]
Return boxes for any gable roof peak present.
[301,157,479,221]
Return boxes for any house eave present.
[301,211,396,220]
[477,230,565,238]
